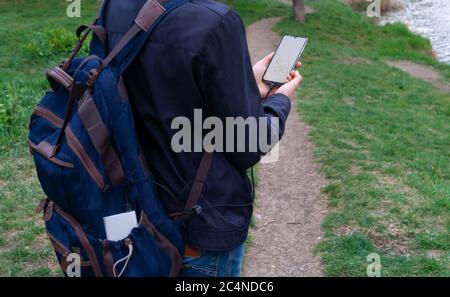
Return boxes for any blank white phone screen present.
[264,36,307,85]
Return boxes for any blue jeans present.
[179,244,245,277]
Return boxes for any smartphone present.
[263,35,308,86]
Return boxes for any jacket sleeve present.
[200,9,291,170]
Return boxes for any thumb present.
[292,71,303,85]
[261,52,275,66]
[286,71,302,86]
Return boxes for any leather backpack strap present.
[86,0,168,87]
[181,152,214,219]
[74,0,184,186]
[77,92,127,188]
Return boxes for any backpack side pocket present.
[100,212,182,277]
[41,199,104,277]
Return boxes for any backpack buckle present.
[192,204,202,216]
[181,204,202,219]
[86,69,99,88]
[59,59,69,70]
[35,198,48,214]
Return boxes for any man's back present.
[104,0,291,251]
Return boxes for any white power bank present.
[103,211,138,241]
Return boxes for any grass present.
[0,0,288,277]
[1,0,448,277]
[220,0,288,26]
[0,0,100,277]
[274,0,449,276]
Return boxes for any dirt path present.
[386,60,450,93]
[243,17,327,277]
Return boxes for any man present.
[104,0,302,277]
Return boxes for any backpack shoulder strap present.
[87,0,188,87]
[169,152,213,220]
[184,152,213,218]
[92,0,212,218]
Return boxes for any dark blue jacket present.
[104,0,291,251]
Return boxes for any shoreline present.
[377,17,442,63]
[345,0,449,64]
[378,1,450,64]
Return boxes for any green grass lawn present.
[275,0,449,276]
[0,0,288,277]
[0,0,448,277]
[0,0,101,277]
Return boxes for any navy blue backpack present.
[28,0,212,277]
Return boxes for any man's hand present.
[276,70,302,100]
[253,52,276,98]
[253,52,302,99]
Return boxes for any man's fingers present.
[276,71,303,99]
[262,52,275,66]
[288,71,302,85]
[296,61,302,68]
[293,71,302,84]
[283,71,299,84]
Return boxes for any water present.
[380,0,450,63]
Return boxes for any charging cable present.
[113,242,133,277]
[264,83,275,100]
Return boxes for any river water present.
[380,0,450,63]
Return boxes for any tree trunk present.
[293,0,305,23]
